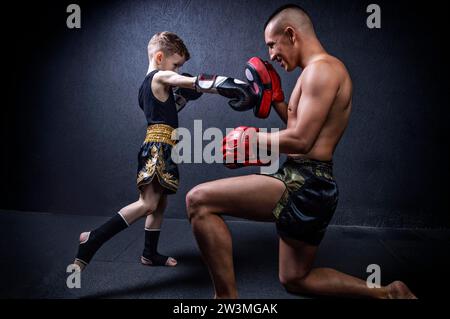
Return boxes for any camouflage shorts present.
[263,157,339,246]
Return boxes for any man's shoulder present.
[306,55,344,72]
[301,61,338,86]
[302,56,348,86]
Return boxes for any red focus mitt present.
[245,57,285,119]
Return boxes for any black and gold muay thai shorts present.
[136,124,179,194]
[264,157,339,246]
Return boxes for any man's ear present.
[285,27,296,44]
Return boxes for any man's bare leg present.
[186,175,285,299]
[142,195,177,266]
[74,180,163,270]
[278,237,417,299]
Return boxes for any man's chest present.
[287,78,303,122]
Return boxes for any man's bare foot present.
[72,232,90,271]
[141,255,177,267]
[386,281,417,299]
[165,257,177,267]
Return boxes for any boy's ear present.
[155,51,164,64]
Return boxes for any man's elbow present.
[284,136,313,154]
[294,140,313,154]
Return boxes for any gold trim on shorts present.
[136,144,179,191]
[144,124,177,146]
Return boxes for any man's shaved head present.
[264,4,315,37]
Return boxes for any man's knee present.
[186,185,210,221]
[279,269,310,292]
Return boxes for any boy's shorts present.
[137,124,179,194]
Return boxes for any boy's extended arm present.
[155,70,257,112]
[154,70,196,89]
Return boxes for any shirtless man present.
[185,4,416,299]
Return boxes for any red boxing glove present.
[263,61,285,103]
[222,126,270,169]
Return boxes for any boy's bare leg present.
[144,195,167,229]
[74,180,163,270]
[278,237,417,299]
[119,179,164,224]
[142,195,177,266]
[186,174,285,299]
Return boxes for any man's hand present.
[222,126,270,169]
[244,57,285,118]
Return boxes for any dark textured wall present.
[3,0,449,228]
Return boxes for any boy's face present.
[156,51,186,73]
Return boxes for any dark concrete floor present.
[0,209,448,299]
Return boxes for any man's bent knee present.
[279,270,310,293]
[186,186,212,221]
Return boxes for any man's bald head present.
[264,4,315,37]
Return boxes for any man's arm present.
[272,101,288,123]
[259,62,340,154]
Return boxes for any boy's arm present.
[155,70,257,112]
[153,70,196,89]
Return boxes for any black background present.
[2,0,450,228]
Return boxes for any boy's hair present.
[147,31,190,61]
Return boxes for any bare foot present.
[79,231,90,243]
[386,281,417,299]
[141,255,178,267]
[165,257,177,267]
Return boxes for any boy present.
[73,31,257,270]
[74,31,196,269]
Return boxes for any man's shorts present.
[263,157,338,246]
[136,124,179,194]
